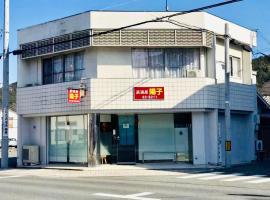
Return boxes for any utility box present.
[22,145,39,165]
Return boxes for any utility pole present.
[165,0,169,11]
[1,0,10,169]
[224,23,231,168]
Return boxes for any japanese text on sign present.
[68,89,81,103]
[134,87,165,100]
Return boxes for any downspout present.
[213,34,217,84]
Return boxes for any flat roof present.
[17,10,253,32]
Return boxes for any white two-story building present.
[17,11,257,167]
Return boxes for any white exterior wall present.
[17,116,47,166]
[18,12,91,44]
[192,112,207,165]
[17,80,91,116]
[97,47,133,78]
[191,110,219,165]
[17,78,257,116]
[216,39,245,84]
[18,11,256,46]
[205,109,219,165]
[218,113,255,165]
[89,12,256,46]
[90,78,256,112]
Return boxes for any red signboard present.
[68,89,81,103]
[134,87,165,100]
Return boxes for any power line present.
[11,0,243,56]
[163,18,220,36]
[253,51,270,58]
[99,0,142,11]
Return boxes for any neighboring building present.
[0,109,18,147]
[257,94,270,160]
[17,11,257,167]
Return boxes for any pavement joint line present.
[221,175,266,182]
[177,172,222,179]
[198,173,242,180]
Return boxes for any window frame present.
[229,56,242,78]
[131,48,200,78]
[42,52,85,85]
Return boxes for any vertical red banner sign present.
[134,87,165,100]
[68,89,81,103]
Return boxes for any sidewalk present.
[0,162,216,178]
[1,161,268,178]
[43,162,221,173]
[10,162,218,178]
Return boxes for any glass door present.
[174,127,193,162]
[49,116,68,162]
[49,115,88,164]
[69,115,88,163]
[117,115,136,164]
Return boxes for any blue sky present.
[0,0,269,83]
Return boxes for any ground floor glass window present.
[49,115,88,164]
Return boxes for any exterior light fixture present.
[79,79,87,98]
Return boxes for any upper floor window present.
[132,48,200,78]
[230,56,241,78]
[43,52,84,85]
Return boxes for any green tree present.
[252,55,270,90]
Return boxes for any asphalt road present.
[0,166,270,200]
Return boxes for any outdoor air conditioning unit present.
[22,145,39,165]
[186,69,202,78]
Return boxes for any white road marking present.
[198,173,241,180]
[93,192,160,200]
[246,177,270,184]
[177,172,222,179]
[222,175,265,182]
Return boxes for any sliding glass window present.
[132,48,200,78]
[42,52,84,85]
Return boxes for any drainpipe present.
[213,33,217,84]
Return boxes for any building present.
[257,94,270,160]
[16,11,257,167]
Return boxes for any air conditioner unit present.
[22,145,39,165]
[255,140,263,151]
[186,69,202,78]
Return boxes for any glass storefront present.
[99,113,192,164]
[48,113,192,165]
[49,115,88,164]
[138,113,192,162]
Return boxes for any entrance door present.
[49,115,88,164]
[117,115,136,164]
[174,127,190,162]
